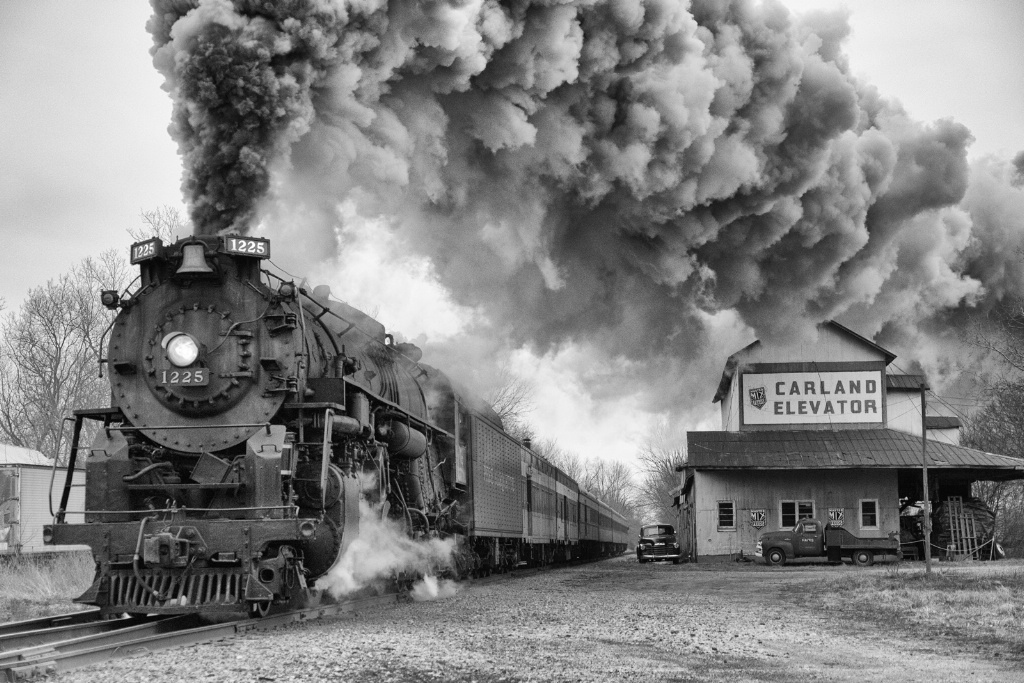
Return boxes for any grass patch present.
[0,552,95,622]
[809,561,1024,655]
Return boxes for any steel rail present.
[0,614,163,655]
[0,610,100,639]
[0,593,398,682]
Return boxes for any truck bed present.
[825,528,898,550]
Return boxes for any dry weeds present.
[811,560,1024,654]
[0,551,94,622]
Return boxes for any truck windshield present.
[642,525,674,536]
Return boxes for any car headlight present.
[163,332,200,367]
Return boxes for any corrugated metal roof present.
[0,443,50,467]
[686,429,1024,472]
[886,374,926,391]
[925,416,961,429]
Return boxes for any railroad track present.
[0,558,617,681]
[0,593,398,682]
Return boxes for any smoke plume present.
[319,500,457,599]
[149,0,1024,426]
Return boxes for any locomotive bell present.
[176,243,214,275]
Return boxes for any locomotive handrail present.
[105,422,272,434]
[78,505,301,516]
[321,408,334,513]
[289,382,455,440]
[49,416,76,519]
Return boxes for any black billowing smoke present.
[149,0,337,234]
[148,0,1024,413]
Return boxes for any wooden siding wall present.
[888,390,961,446]
[887,390,921,436]
[2,466,86,552]
[692,469,898,558]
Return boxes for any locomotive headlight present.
[162,332,200,367]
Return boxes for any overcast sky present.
[2,0,1023,461]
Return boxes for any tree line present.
[960,300,1024,551]
[0,209,184,464]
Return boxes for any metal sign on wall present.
[750,509,766,528]
[741,371,883,425]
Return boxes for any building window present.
[717,501,736,531]
[860,499,879,529]
[781,500,814,528]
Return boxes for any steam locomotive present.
[47,235,628,617]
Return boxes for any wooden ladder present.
[946,496,979,560]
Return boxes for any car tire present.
[766,548,786,566]
[852,550,874,567]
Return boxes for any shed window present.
[860,499,879,529]
[781,500,814,528]
[717,501,736,531]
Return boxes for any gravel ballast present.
[57,556,1022,682]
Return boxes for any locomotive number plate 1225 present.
[224,237,270,258]
[159,369,209,386]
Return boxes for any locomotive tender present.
[48,235,627,617]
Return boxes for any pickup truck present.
[755,518,901,566]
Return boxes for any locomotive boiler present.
[48,235,627,618]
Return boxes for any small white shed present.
[0,443,87,555]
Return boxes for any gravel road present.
[57,556,1022,682]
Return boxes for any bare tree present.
[960,301,1024,550]
[0,251,130,462]
[486,362,534,431]
[535,439,586,482]
[961,380,1024,549]
[637,442,686,524]
[128,205,190,243]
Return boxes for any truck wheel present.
[766,548,786,566]
[852,550,874,567]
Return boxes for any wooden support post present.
[921,382,932,574]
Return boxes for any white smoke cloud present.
[319,500,457,599]
[410,574,460,602]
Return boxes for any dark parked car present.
[636,524,682,564]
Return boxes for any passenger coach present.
[465,414,627,568]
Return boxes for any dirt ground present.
[55,554,1024,682]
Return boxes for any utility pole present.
[920,382,932,573]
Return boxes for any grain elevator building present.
[676,321,1024,562]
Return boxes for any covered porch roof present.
[686,429,1024,482]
